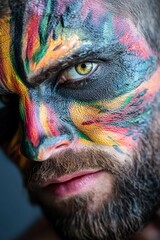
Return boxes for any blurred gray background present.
[0,150,41,240]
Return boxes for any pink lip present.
[42,169,103,198]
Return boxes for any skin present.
[0,0,160,239]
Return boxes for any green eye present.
[60,62,98,83]
[75,63,93,76]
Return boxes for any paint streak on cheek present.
[69,69,160,150]
[20,99,61,147]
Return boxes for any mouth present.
[40,169,105,199]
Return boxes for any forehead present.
[23,0,109,38]
[0,0,153,94]
[24,0,107,20]
[12,0,139,79]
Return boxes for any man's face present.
[1,0,160,239]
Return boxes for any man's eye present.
[59,62,98,83]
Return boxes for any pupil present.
[81,63,87,69]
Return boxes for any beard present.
[26,103,160,240]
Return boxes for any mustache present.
[26,147,125,191]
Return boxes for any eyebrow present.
[27,43,124,86]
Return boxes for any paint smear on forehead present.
[25,0,45,15]
[21,0,109,77]
[80,0,108,24]
[56,0,75,15]
[22,0,83,76]
[113,16,153,59]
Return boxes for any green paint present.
[19,101,25,121]
[32,0,51,63]
[33,44,48,63]
[25,57,30,74]
[121,93,134,110]
[77,130,91,141]
[107,136,120,146]
[39,0,52,45]
[128,108,151,125]
[103,12,115,43]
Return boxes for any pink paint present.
[45,105,61,136]
[24,101,61,147]
[26,0,45,16]
[25,101,42,147]
[26,13,41,59]
[117,19,152,59]
[80,0,108,24]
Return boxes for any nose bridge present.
[20,90,73,161]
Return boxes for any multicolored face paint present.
[0,0,160,170]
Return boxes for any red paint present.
[114,17,151,60]
[119,31,151,59]
[26,13,41,59]
[25,101,40,147]
[45,105,60,136]
[81,0,107,24]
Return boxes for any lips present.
[41,169,103,199]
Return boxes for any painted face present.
[1,0,160,239]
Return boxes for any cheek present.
[20,100,61,147]
[69,68,160,152]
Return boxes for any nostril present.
[37,140,71,161]
[55,143,69,149]
[54,140,71,149]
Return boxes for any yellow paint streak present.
[40,103,51,136]
[0,17,29,101]
[29,34,81,73]
[93,69,160,110]
[70,68,160,146]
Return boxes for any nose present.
[20,101,74,161]
[21,123,73,161]
[36,138,71,161]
